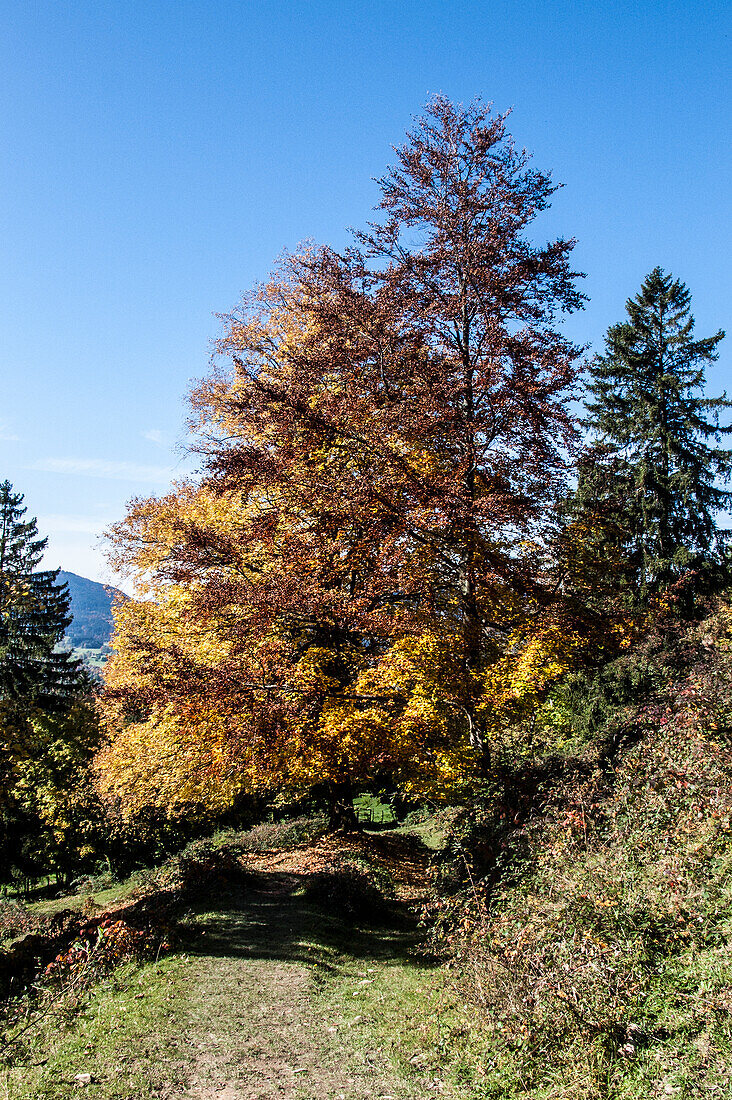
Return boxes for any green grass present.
[1,879,142,952]
[1,954,187,1099]
[73,647,110,673]
[3,823,473,1099]
[6,781,727,1100]
[26,880,137,920]
[2,879,495,1100]
[353,793,396,825]
[394,809,452,851]
[313,945,498,1097]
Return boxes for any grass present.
[26,881,137,920]
[312,941,500,1097]
[394,807,454,851]
[1,820,486,1099]
[1,954,187,1099]
[353,793,396,826]
[73,647,110,673]
[0,833,395,1094]
[0,815,514,1097]
[0,874,504,1099]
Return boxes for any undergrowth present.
[0,954,186,1098]
[303,854,395,920]
[428,604,732,1097]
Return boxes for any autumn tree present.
[100,98,589,824]
[583,268,731,599]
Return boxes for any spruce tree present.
[0,483,103,884]
[584,268,731,597]
[0,480,81,705]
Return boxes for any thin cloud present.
[142,429,166,446]
[0,424,19,441]
[31,458,173,483]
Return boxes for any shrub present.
[235,814,329,852]
[0,902,49,944]
[428,602,732,1096]
[42,919,156,989]
[129,835,250,901]
[304,856,393,921]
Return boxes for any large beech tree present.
[99,99,589,823]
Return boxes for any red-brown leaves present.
[100,98,589,818]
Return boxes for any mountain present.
[58,571,128,650]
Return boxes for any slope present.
[58,571,126,650]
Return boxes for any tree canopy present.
[98,97,596,823]
[0,480,81,706]
[0,481,99,881]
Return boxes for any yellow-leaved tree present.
[98,99,610,827]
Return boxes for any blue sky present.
[1,0,729,584]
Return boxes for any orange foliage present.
[98,99,597,820]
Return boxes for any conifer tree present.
[0,480,81,705]
[0,482,99,883]
[583,268,731,597]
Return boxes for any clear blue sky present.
[1,0,729,584]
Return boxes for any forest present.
[1,98,731,1099]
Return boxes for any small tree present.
[584,268,731,598]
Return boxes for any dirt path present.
[164,835,457,1100]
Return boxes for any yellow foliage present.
[478,615,590,736]
[97,256,599,822]
[97,703,246,820]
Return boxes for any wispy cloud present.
[31,458,173,483]
[142,429,166,446]
[0,424,19,442]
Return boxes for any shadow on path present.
[178,870,434,976]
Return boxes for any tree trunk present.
[326,781,360,833]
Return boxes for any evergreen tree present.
[583,268,731,597]
[0,482,100,883]
[0,480,81,705]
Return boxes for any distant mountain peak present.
[58,570,128,651]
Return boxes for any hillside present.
[2,608,732,1100]
[59,570,127,651]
